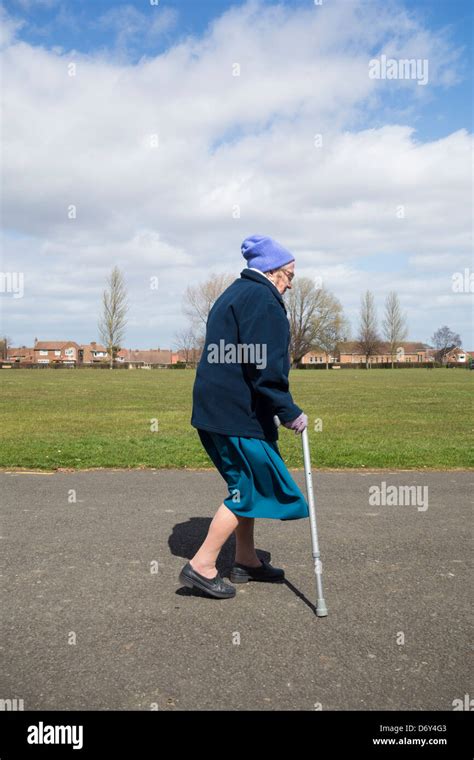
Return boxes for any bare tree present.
[0,335,12,360]
[382,292,408,368]
[317,313,351,368]
[356,290,382,368]
[431,325,462,364]
[286,277,347,366]
[182,273,234,340]
[286,278,320,365]
[174,327,201,366]
[98,266,128,369]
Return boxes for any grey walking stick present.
[274,415,328,617]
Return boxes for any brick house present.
[116,348,176,367]
[8,342,196,367]
[336,341,435,365]
[300,350,336,365]
[79,342,109,364]
[444,347,470,364]
[116,348,202,367]
[33,340,81,365]
[174,348,201,365]
[6,346,35,363]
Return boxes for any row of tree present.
[176,273,464,368]
[0,267,464,368]
[355,292,460,368]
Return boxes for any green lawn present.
[0,368,472,470]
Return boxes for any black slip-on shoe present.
[229,558,285,584]
[179,561,236,599]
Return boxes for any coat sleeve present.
[236,297,303,424]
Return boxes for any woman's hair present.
[265,266,286,276]
[264,266,287,283]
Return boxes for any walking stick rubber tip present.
[316,600,328,617]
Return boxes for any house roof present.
[34,341,80,350]
[118,349,173,363]
[338,341,428,353]
[79,343,109,362]
[79,343,107,352]
[7,347,34,357]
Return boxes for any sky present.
[0,0,472,350]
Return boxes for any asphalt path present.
[0,468,471,711]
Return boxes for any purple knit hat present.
[241,234,295,272]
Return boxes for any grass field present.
[0,368,471,470]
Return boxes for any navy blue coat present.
[191,268,302,441]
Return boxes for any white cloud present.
[0,0,471,348]
[0,5,25,48]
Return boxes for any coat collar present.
[239,268,286,309]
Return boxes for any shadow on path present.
[169,517,316,611]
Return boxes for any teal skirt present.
[197,429,309,521]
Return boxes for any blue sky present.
[4,0,472,142]
[1,0,472,349]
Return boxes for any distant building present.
[5,341,191,367]
[335,341,435,365]
[33,340,81,365]
[300,350,336,365]
[444,347,470,364]
[298,342,471,366]
[6,346,35,363]
[79,342,109,364]
[116,348,177,367]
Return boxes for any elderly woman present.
[179,235,308,599]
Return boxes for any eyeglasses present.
[282,269,295,282]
